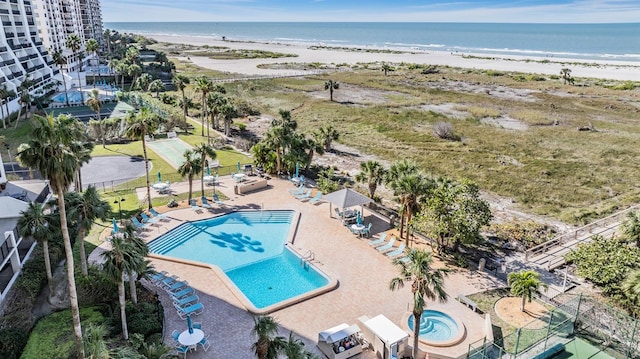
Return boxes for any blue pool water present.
[149,210,330,309]
[52,91,84,103]
[408,310,459,342]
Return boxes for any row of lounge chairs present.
[367,233,409,263]
[130,208,170,231]
[289,185,323,204]
[148,271,204,319]
[190,194,225,212]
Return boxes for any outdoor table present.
[291,177,304,185]
[178,328,204,348]
[232,173,246,182]
[351,224,365,237]
[152,182,170,192]
[203,175,216,185]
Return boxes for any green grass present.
[20,307,105,359]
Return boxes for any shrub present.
[432,121,461,141]
[124,302,163,338]
[0,328,29,359]
[486,221,556,249]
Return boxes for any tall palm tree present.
[386,159,419,240]
[194,76,214,137]
[17,113,92,358]
[108,59,119,86]
[125,108,163,210]
[101,234,136,340]
[220,100,236,138]
[265,110,297,174]
[86,89,104,147]
[193,143,217,197]
[148,79,165,97]
[172,74,190,119]
[206,92,225,131]
[85,38,99,87]
[103,29,112,55]
[66,33,83,97]
[507,270,546,312]
[116,61,128,89]
[17,202,54,293]
[127,64,142,91]
[304,131,325,173]
[324,80,339,101]
[135,73,152,92]
[120,222,149,305]
[318,125,339,152]
[66,186,111,276]
[252,315,285,359]
[390,248,448,359]
[52,49,70,107]
[355,160,387,199]
[395,173,434,242]
[178,150,202,203]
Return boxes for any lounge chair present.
[149,208,169,221]
[308,191,324,204]
[190,199,203,212]
[130,217,147,230]
[289,185,306,195]
[157,275,179,288]
[148,271,168,283]
[386,243,407,258]
[212,193,224,205]
[376,237,396,252]
[295,189,312,200]
[173,294,199,308]
[201,196,212,209]
[171,287,195,299]
[368,233,387,246]
[395,256,411,264]
[164,280,189,293]
[140,212,159,225]
[177,302,204,319]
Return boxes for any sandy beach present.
[148,34,640,81]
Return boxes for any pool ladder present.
[301,250,315,268]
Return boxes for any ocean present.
[104,22,640,62]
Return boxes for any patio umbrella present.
[112,218,119,233]
[295,163,299,178]
[157,172,162,183]
[356,211,362,225]
[237,161,241,172]
[187,314,194,334]
[206,166,211,176]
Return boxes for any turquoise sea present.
[105,22,640,62]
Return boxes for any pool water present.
[52,91,84,103]
[149,210,330,310]
[408,310,459,342]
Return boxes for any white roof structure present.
[363,315,408,346]
[0,197,29,219]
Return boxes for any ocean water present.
[105,22,640,62]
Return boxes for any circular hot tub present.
[405,310,466,347]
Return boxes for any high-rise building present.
[0,0,59,115]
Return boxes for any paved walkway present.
[94,176,504,359]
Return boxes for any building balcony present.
[12,10,20,15]
[0,9,9,15]
[2,21,11,26]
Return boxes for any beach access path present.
[149,34,640,81]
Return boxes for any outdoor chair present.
[175,344,188,358]
[173,294,199,308]
[289,184,306,195]
[385,243,407,258]
[199,338,211,352]
[171,287,195,300]
[192,322,202,330]
[360,223,372,237]
[149,208,169,221]
[140,212,159,225]
[164,281,189,293]
[149,271,168,283]
[178,302,204,319]
[190,199,203,212]
[368,233,387,246]
[295,189,312,200]
[171,330,180,342]
[213,193,224,205]
[376,237,396,252]
[201,196,212,209]
[130,217,147,231]
[308,191,324,204]
[157,275,179,288]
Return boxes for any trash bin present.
[478,258,486,271]
[234,185,239,195]
[389,214,397,228]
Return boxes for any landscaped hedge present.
[0,328,29,359]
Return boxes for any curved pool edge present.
[401,310,467,347]
[149,252,339,315]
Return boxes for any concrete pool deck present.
[94,176,505,358]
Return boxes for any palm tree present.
[16,86,31,125]
[219,100,236,138]
[507,270,546,312]
[116,61,128,88]
[622,270,640,304]
[560,68,573,85]
[172,74,190,119]
[148,79,165,97]
[120,223,149,305]
[194,76,214,137]
[252,315,285,359]
[17,113,92,358]
[125,108,163,210]
[86,89,104,147]
[304,131,325,173]
[0,85,7,129]
[390,248,448,359]
[282,331,317,359]
[108,59,119,86]
[66,34,83,96]
[103,29,112,55]
[265,110,297,174]
[318,125,339,152]
[206,92,225,132]
[18,202,54,293]
[67,186,111,276]
[127,64,142,91]
[386,159,420,240]
[395,173,433,242]
[135,73,152,92]
[622,211,640,247]
[83,324,110,359]
[193,143,217,197]
[101,234,136,340]
[85,38,99,87]
[355,160,387,199]
[381,63,393,76]
[177,149,202,203]
[324,80,339,101]
[52,49,70,107]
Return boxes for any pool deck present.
[94,176,505,358]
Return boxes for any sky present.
[102,0,640,23]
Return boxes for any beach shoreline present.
[146,33,640,81]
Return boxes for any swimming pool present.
[149,210,336,313]
[52,91,85,103]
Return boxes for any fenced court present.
[146,138,193,169]
[46,101,134,121]
[560,338,614,359]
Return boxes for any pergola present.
[322,188,373,217]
